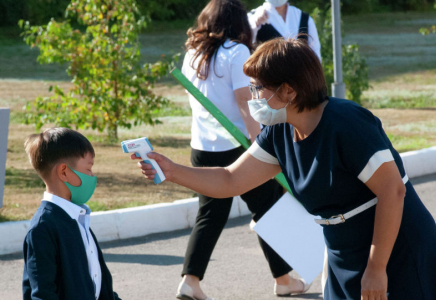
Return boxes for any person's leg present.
[178,147,243,299]
[241,178,292,275]
[182,193,233,279]
[180,193,233,299]
[241,178,305,293]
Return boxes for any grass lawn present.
[1,11,436,221]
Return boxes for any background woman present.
[248,0,321,60]
[134,38,436,300]
[176,1,305,299]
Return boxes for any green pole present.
[171,68,292,194]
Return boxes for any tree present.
[420,1,436,35]
[312,6,370,105]
[20,0,178,141]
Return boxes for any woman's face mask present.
[248,85,289,126]
[267,0,288,7]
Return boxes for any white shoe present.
[176,282,216,300]
[274,278,311,297]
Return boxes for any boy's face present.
[65,152,95,187]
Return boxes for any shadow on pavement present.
[0,216,252,261]
[103,253,184,266]
[99,215,252,250]
[0,252,22,261]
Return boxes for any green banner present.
[171,68,292,194]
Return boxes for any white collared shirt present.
[248,3,322,60]
[182,39,252,151]
[42,192,102,299]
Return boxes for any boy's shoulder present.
[27,201,73,236]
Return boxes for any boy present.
[22,127,121,300]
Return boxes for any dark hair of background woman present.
[185,0,253,80]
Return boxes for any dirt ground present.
[1,78,436,222]
[0,80,195,221]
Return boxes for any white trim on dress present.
[358,149,394,183]
[248,141,280,165]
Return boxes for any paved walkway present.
[1,173,436,300]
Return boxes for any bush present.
[20,0,178,142]
[420,0,436,35]
[313,7,370,104]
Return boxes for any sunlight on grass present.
[391,121,436,134]
[362,70,436,109]
[5,168,45,189]
[151,102,192,118]
[363,93,436,109]
[387,133,433,153]
[0,213,26,222]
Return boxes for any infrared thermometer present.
[121,137,166,184]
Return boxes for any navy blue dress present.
[255,97,436,299]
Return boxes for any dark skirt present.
[323,182,436,300]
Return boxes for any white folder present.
[252,192,325,284]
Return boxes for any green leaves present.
[21,0,178,142]
[420,25,436,35]
[420,2,436,36]
[110,24,118,34]
[313,7,370,104]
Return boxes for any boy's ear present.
[56,163,69,182]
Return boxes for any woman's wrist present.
[366,258,387,271]
[166,162,180,183]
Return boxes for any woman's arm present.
[133,151,281,198]
[308,16,322,61]
[234,87,260,143]
[361,161,406,300]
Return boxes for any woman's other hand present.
[253,7,269,28]
[361,266,388,300]
[130,152,174,181]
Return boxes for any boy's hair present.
[24,127,95,179]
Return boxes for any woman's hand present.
[361,266,388,300]
[253,7,269,27]
[130,152,175,181]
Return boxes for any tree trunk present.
[108,123,118,142]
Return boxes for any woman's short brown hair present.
[24,127,95,179]
[243,38,328,112]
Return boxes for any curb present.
[1,147,435,255]
[399,146,436,179]
[0,196,250,255]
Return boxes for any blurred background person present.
[177,0,309,299]
[248,0,321,60]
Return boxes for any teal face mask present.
[64,167,97,205]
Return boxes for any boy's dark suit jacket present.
[22,201,121,300]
